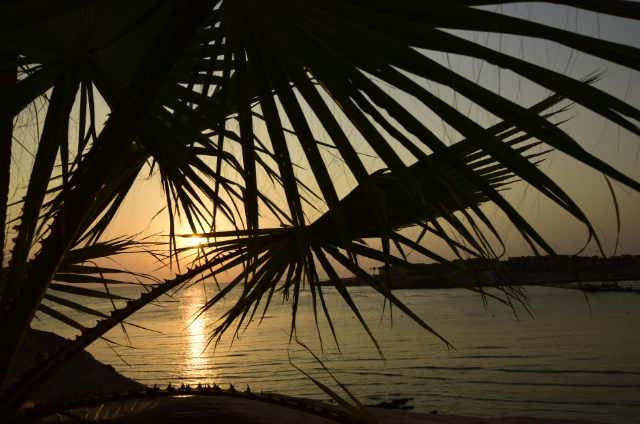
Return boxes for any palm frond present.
[1,1,639,417]
[35,237,160,331]
[162,1,638,263]
[185,92,569,351]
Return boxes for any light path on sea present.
[34,283,640,424]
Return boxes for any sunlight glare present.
[181,235,208,249]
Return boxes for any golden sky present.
[8,3,640,281]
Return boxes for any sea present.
[33,283,640,424]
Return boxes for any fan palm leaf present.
[182,94,562,352]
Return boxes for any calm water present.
[34,284,640,423]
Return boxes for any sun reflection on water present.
[182,290,214,383]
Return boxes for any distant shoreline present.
[319,273,640,290]
[319,255,640,290]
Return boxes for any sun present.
[179,235,209,249]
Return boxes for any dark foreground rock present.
[5,329,145,404]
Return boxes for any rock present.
[4,329,145,404]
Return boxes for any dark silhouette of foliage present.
[0,1,638,419]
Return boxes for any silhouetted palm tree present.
[1,0,639,418]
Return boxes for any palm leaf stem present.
[0,257,225,417]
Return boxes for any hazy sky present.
[101,3,640,279]
[9,3,639,280]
